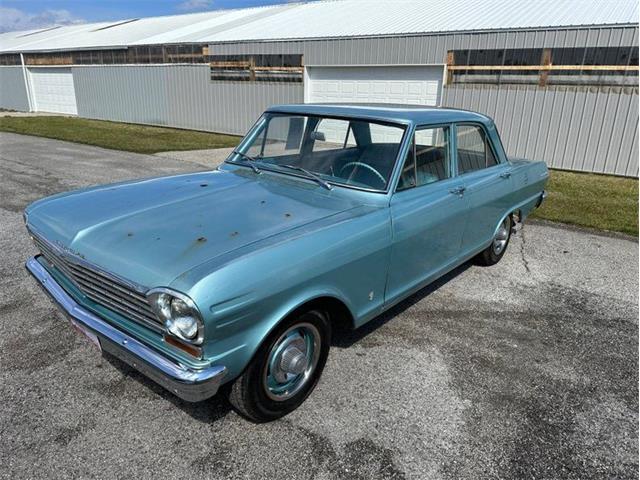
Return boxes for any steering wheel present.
[339,162,387,187]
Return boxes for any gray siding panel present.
[442,84,639,176]
[211,26,637,65]
[0,66,30,111]
[73,64,303,136]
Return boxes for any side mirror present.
[310,131,326,142]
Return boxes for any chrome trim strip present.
[26,256,226,403]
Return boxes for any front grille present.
[31,232,162,332]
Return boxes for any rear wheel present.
[228,309,331,422]
[475,215,512,266]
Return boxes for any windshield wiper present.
[231,150,261,174]
[279,164,332,190]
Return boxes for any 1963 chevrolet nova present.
[25,104,548,422]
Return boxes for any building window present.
[0,54,21,65]
[210,54,303,82]
[12,45,209,66]
[447,46,639,87]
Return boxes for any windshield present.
[229,113,407,192]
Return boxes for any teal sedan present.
[24,104,548,422]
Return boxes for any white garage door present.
[305,66,444,106]
[29,67,77,114]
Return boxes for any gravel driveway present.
[1,132,637,480]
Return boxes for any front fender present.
[204,285,356,382]
[179,205,391,383]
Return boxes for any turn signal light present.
[164,334,201,358]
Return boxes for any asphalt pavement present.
[0,132,637,480]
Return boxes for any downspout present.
[20,53,34,112]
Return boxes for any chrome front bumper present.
[26,256,226,402]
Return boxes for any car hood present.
[26,169,360,288]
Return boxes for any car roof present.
[266,103,492,126]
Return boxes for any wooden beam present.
[448,64,640,71]
[209,61,251,68]
[539,48,552,87]
[252,66,303,72]
[445,51,454,85]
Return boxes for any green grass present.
[531,169,638,237]
[0,115,637,236]
[0,115,240,154]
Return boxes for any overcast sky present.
[0,0,298,33]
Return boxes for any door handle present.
[449,186,466,196]
[500,171,512,179]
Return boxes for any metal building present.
[0,0,638,176]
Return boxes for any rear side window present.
[456,124,497,174]
[397,126,450,190]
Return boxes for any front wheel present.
[227,309,331,422]
[475,215,512,266]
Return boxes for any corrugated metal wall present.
[443,85,639,176]
[211,25,638,176]
[73,64,303,136]
[211,26,639,65]
[0,66,30,111]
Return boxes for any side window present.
[456,124,498,174]
[312,118,354,151]
[397,126,450,191]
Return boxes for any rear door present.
[386,124,469,305]
[454,123,513,255]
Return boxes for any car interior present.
[248,115,405,190]
[456,125,498,174]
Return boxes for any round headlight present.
[147,289,203,344]
[167,298,198,339]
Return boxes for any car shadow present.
[102,352,235,423]
[102,260,473,424]
[331,260,473,348]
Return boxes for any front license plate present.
[69,318,101,352]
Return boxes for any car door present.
[386,124,469,306]
[454,123,514,256]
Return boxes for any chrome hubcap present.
[263,322,321,401]
[492,217,510,255]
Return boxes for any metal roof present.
[0,0,637,53]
